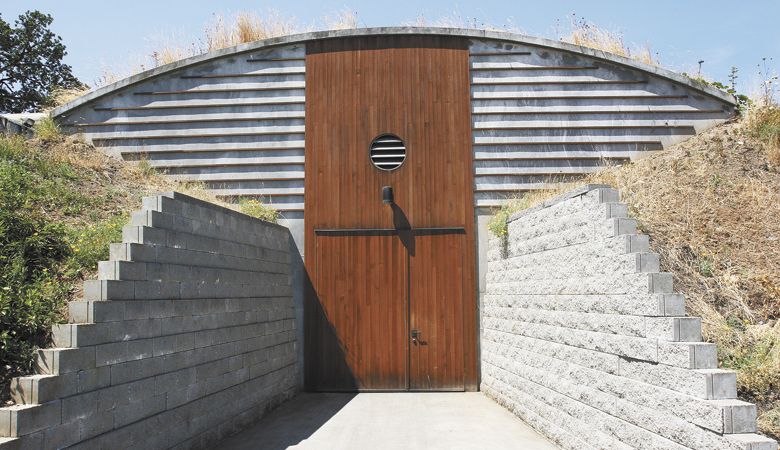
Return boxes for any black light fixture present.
[382,186,394,205]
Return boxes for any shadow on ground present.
[217,393,356,450]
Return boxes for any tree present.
[0,11,83,113]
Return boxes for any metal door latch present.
[411,329,421,344]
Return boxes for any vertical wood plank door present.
[311,234,408,391]
[409,233,466,391]
[304,35,477,391]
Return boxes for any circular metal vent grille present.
[369,134,406,171]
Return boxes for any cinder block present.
[83,280,135,301]
[133,280,181,300]
[0,437,22,450]
[647,272,673,293]
[124,301,151,320]
[60,390,98,425]
[660,294,686,316]
[602,202,628,219]
[122,225,166,246]
[68,302,90,324]
[709,400,758,434]
[618,233,649,254]
[39,415,81,449]
[95,341,127,367]
[725,433,779,450]
[98,261,147,281]
[0,401,61,438]
[10,374,77,405]
[0,189,298,447]
[704,369,739,399]
[76,407,114,441]
[77,366,111,394]
[89,301,125,322]
[635,253,660,273]
[604,218,637,237]
[35,348,96,375]
[594,187,619,204]
[658,341,717,369]
[109,243,156,263]
[112,395,166,428]
[645,317,702,342]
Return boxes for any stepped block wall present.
[481,185,778,450]
[0,192,297,450]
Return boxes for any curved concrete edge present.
[52,26,737,118]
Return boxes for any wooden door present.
[311,233,408,391]
[304,35,477,391]
[409,233,466,391]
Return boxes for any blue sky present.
[3,0,779,94]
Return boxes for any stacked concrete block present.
[481,184,777,450]
[0,192,297,450]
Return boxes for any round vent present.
[369,134,406,171]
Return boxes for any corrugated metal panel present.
[57,44,307,215]
[468,39,734,210]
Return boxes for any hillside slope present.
[586,120,780,438]
[0,131,275,404]
[501,118,780,438]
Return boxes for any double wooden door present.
[312,231,465,391]
[303,35,477,391]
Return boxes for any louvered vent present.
[369,134,406,171]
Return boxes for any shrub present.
[32,116,62,143]
[747,105,780,167]
[135,157,156,178]
[487,197,530,238]
[0,145,72,398]
[239,199,279,223]
[0,136,125,400]
[63,215,126,279]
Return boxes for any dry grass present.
[46,86,92,109]
[204,11,300,53]
[760,407,780,440]
[493,118,780,438]
[588,123,780,321]
[745,104,780,167]
[322,8,359,31]
[92,10,671,88]
[90,10,307,86]
[562,15,658,66]
[37,135,259,220]
[406,12,521,33]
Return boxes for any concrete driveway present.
[217,392,558,450]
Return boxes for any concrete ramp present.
[218,393,558,450]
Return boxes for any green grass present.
[711,319,780,438]
[32,116,62,143]
[487,197,531,238]
[748,105,780,166]
[239,198,279,223]
[0,136,127,401]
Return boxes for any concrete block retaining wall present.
[0,192,297,450]
[481,184,778,450]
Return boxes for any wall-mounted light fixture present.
[382,186,394,205]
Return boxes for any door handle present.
[411,329,421,345]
